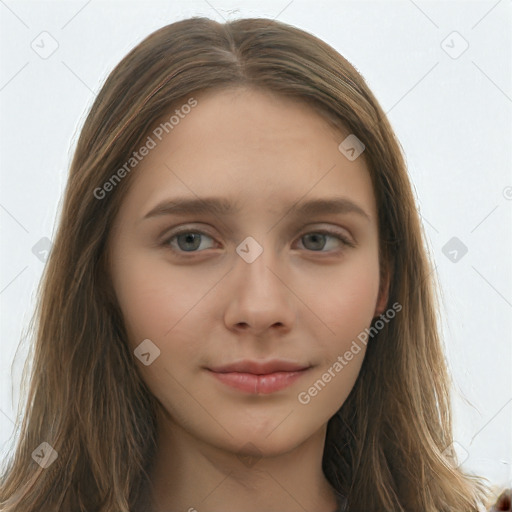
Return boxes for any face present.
[108,87,388,457]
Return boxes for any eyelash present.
[161,227,356,258]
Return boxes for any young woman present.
[0,16,509,512]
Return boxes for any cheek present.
[301,251,381,344]
[295,260,378,416]
[111,249,181,345]
[111,256,205,404]
[111,250,213,369]
[336,266,380,332]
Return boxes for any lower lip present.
[208,369,310,394]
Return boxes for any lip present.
[208,359,310,374]
[206,359,311,394]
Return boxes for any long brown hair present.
[0,16,494,511]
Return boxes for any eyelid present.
[159,224,216,244]
[160,222,354,240]
[297,225,355,244]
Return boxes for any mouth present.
[206,359,312,394]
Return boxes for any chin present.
[226,425,309,458]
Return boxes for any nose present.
[223,240,296,337]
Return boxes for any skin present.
[108,86,389,512]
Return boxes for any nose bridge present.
[233,233,285,297]
[237,233,272,274]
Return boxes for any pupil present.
[178,233,201,251]
[305,233,325,250]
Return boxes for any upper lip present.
[207,359,311,375]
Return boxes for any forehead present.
[115,87,376,223]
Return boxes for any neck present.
[148,406,340,512]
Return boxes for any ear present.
[374,263,391,317]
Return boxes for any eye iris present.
[177,233,202,251]
[303,233,327,251]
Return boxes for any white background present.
[1,0,511,490]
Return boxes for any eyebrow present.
[142,196,371,222]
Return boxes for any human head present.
[106,82,386,459]
[0,16,490,512]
